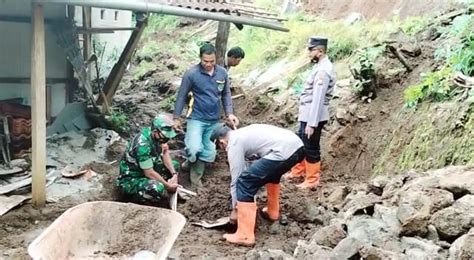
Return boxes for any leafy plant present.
[400,16,430,36]
[110,111,129,133]
[404,66,454,108]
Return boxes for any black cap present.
[210,123,232,142]
[308,36,328,48]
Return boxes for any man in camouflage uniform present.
[285,36,335,190]
[116,114,180,202]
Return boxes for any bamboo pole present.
[31,2,47,207]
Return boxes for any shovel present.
[191,217,230,229]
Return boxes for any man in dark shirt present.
[173,43,239,186]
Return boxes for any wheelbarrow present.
[28,201,186,260]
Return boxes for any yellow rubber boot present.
[284,159,306,181]
[223,201,257,246]
[262,183,280,221]
[296,162,321,190]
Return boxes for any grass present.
[228,13,399,74]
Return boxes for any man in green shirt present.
[116,114,180,202]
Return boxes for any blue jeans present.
[236,148,305,202]
[185,119,219,163]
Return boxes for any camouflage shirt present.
[119,127,163,179]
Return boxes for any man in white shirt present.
[210,123,304,246]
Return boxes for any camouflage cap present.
[152,113,177,139]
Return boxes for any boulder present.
[401,237,445,259]
[325,186,350,208]
[293,239,332,259]
[438,167,474,198]
[431,195,474,240]
[335,108,351,125]
[396,190,431,236]
[341,192,382,219]
[449,228,474,260]
[347,216,403,253]
[331,237,364,259]
[246,249,294,260]
[359,245,407,260]
[309,223,347,248]
[396,188,453,236]
[368,175,390,196]
[373,204,401,235]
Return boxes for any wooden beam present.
[0,77,71,84]
[66,5,76,103]
[0,15,58,24]
[215,21,230,67]
[76,27,137,34]
[97,18,148,106]
[31,3,47,207]
[82,7,92,82]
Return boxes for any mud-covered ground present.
[0,155,360,259]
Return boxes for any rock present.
[346,216,403,253]
[289,201,327,224]
[368,175,390,196]
[105,139,126,162]
[381,175,405,200]
[309,224,347,248]
[335,108,351,125]
[341,193,382,219]
[331,237,364,259]
[438,167,474,198]
[293,239,332,259]
[402,236,443,252]
[431,195,474,240]
[401,237,444,259]
[246,249,294,260]
[449,228,474,260]
[373,204,401,235]
[427,224,440,241]
[325,186,350,208]
[396,188,452,236]
[359,245,407,260]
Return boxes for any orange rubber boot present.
[296,162,321,190]
[262,183,280,221]
[284,160,306,181]
[223,201,257,246]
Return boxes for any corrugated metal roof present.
[151,0,286,23]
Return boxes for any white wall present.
[0,1,68,117]
[75,7,133,77]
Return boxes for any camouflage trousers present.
[116,160,179,201]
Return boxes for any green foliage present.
[135,42,161,61]
[144,14,180,37]
[399,16,430,36]
[110,111,129,133]
[230,13,398,74]
[405,14,474,107]
[404,67,454,108]
[132,61,156,80]
[158,94,177,112]
[350,45,385,95]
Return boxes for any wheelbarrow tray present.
[28,201,186,260]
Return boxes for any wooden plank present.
[0,176,32,195]
[66,5,76,104]
[0,77,71,84]
[0,195,30,216]
[215,21,230,67]
[97,18,148,106]
[82,7,92,82]
[0,167,23,176]
[30,3,47,207]
[76,27,137,34]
